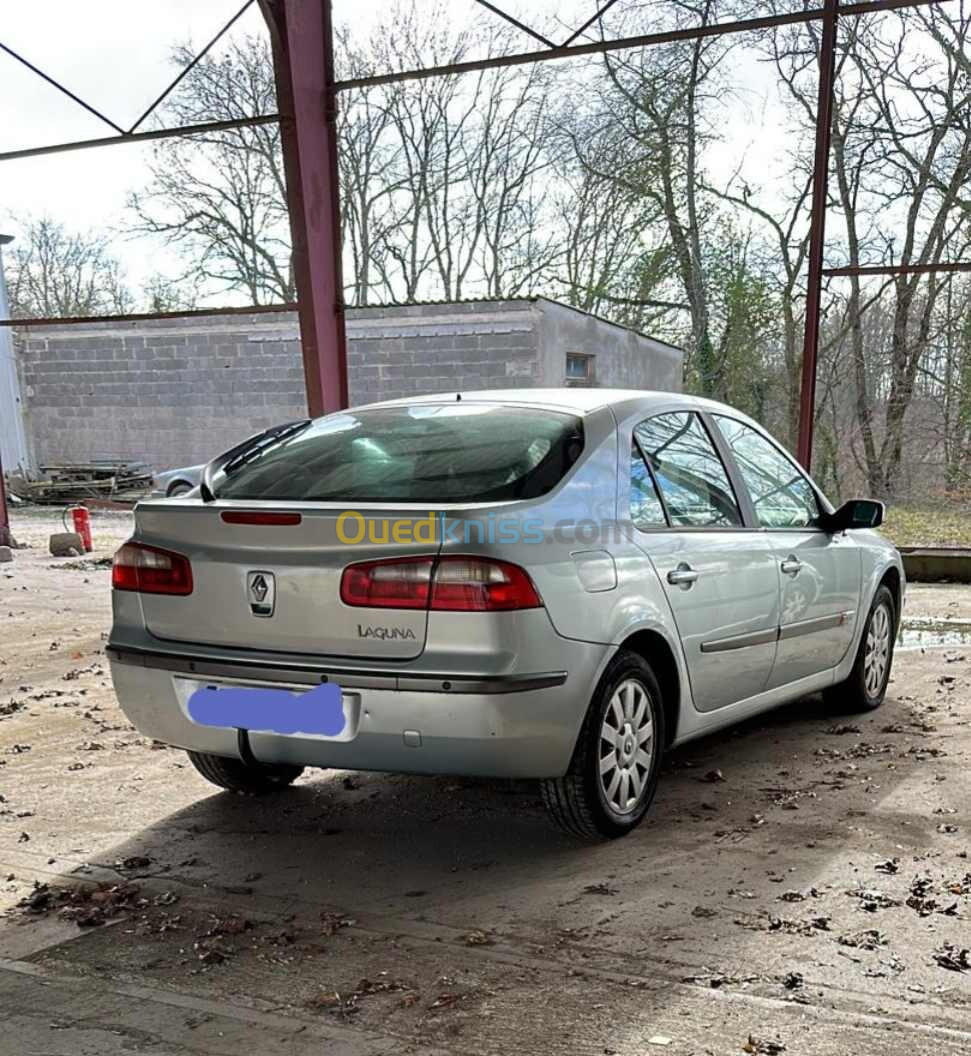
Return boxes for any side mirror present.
[822,499,884,533]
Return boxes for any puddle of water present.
[898,616,971,650]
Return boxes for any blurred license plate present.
[174,678,358,741]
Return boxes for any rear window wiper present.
[199,419,311,503]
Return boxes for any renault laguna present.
[108,390,903,839]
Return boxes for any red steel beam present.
[562,0,624,48]
[797,0,840,471]
[334,0,945,92]
[0,446,10,547]
[0,302,298,328]
[0,0,951,452]
[0,114,280,164]
[259,0,347,417]
[127,0,257,134]
[0,41,124,134]
[474,1,556,49]
[824,261,971,277]
[0,0,946,165]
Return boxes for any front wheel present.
[187,750,304,794]
[825,584,896,712]
[541,650,665,840]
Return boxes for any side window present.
[634,413,742,527]
[630,442,667,529]
[713,415,820,529]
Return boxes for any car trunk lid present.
[133,502,441,659]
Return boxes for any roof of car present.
[368,388,728,416]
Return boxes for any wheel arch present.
[616,628,682,748]
[879,565,902,628]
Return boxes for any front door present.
[629,412,780,712]
[766,531,860,685]
[709,415,862,687]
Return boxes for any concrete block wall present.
[16,315,308,470]
[14,298,680,471]
[346,301,539,405]
[533,300,683,392]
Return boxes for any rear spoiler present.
[199,419,311,502]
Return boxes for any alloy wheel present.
[599,678,655,815]
[864,601,892,697]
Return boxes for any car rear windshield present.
[213,403,584,503]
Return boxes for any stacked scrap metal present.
[21,461,154,504]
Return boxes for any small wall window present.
[565,353,594,385]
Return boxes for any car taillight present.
[430,557,541,611]
[112,542,193,596]
[340,556,434,609]
[340,556,541,612]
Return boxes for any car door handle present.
[667,564,700,588]
[781,557,803,576]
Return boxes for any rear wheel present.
[167,481,193,497]
[187,751,304,794]
[541,650,665,840]
[825,584,896,712]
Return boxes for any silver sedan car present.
[151,464,204,498]
[108,390,903,839]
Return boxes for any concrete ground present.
[0,508,969,1056]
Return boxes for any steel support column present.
[0,448,10,547]
[259,0,347,417]
[797,0,839,470]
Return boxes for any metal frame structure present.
[260,0,348,416]
[0,0,967,540]
[0,468,9,547]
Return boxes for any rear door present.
[709,414,861,686]
[628,411,780,712]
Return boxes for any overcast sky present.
[0,1,793,305]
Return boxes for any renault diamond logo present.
[247,571,275,617]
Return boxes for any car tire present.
[167,482,193,497]
[824,584,896,712]
[187,751,304,794]
[541,649,665,840]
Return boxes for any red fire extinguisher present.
[64,505,93,553]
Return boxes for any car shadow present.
[9,685,926,917]
[1,683,943,1052]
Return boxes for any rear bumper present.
[108,642,608,779]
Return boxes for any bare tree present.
[129,37,293,304]
[337,27,409,305]
[345,2,561,302]
[707,121,814,446]
[571,1,786,396]
[548,102,685,332]
[939,289,971,494]
[915,275,971,495]
[850,6,971,496]
[137,6,562,308]
[142,273,201,314]
[765,5,971,496]
[7,216,132,318]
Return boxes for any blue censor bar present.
[187,682,345,737]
